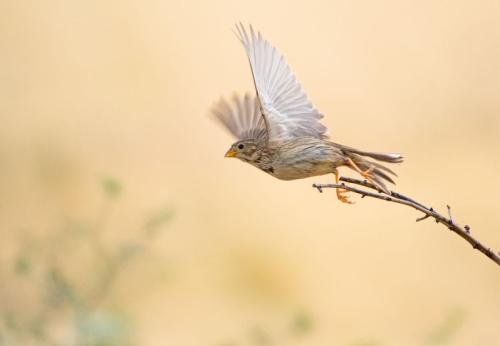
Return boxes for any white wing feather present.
[211,93,267,140]
[234,23,329,142]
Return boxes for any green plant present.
[0,177,173,346]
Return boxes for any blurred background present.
[1,0,499,345]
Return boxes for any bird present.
[211,23,403,203]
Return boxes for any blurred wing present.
[211,92,267,140]
[235,23,329,142]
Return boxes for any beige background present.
[1,0,500,345]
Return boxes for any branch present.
[312,177,500,266]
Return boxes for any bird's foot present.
[361,166,375,181]
[347,158,375,184]
[336,188,354,204]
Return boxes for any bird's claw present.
[336,188,354,204]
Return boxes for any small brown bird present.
[211,24,403,203]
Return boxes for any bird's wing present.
[234,23,329,142]
[211,92,267,140]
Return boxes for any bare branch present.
[312,177,500,266]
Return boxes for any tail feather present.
[336,144,403,194]
[369,165,395,184]
[344,147,403,164]
[365,160,398,177]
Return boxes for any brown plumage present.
[211,24,403,203]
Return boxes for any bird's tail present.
[336,144,403,194]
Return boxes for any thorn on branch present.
[416,214,430,222]
[464,225,471,234]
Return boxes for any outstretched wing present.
[234,23,329,142]
[211,92,267,140]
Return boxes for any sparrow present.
[211,23,402,203]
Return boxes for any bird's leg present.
[334,171,353,204]
[347,158,375,183]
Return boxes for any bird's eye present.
[238,144,245,150]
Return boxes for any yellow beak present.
[225,149,237,158]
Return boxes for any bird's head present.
[225,139,260,163]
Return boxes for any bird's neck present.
[250,147,274,172]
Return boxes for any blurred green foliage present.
[248,326,273,345]
[428,308,467,345]
[215,306,467,346]
[101,177,123,200]
[14,256,31,276]
[0,177,173,346]
[289,311,314,337]
[350,339,383,346]
[215,310,315,346]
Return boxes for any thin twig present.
[312,177,500,266]
[447,205,453,223]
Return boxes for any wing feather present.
[234,23,329,142]
[211,93,267,141]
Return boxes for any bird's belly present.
[257,141,343,180]
[270,160,335,180]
